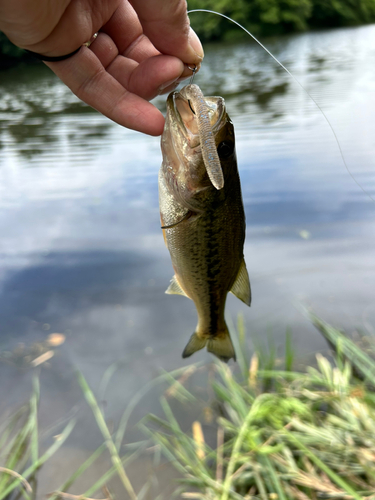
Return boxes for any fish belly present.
[164,194,245,334]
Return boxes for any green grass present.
[0,362,191,499]
[144,318,375,499]
[0,377,76,500]
[1,317,375,499]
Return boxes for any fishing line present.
[188,8,375,204]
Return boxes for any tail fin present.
[182,329,236,363]
[182,332,207,358]
[207,333,236,363]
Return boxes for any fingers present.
[108,54,183,100]
[101,0,155,60]
[43,0,189,137]
[88,32,120,68]
[129,0,204,66]
[89,31,184,99]
[45,48,167,135]
[8,0,204,136]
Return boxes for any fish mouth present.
[168,91,226,148]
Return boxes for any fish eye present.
[217,141,234,159]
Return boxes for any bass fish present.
[159,84,251,362]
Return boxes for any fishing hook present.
[186,65,197,115]
[188,64,197,85]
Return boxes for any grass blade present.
[48,444,107,500]
[115,364,197,451]
[77,371,137,500]
[284,429,362,500]
[312,315,375,382]
[30,377,39,465]
[0,419,75,500]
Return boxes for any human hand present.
[0,0,204,135]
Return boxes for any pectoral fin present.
[230,259,251,306]
[166,275,189,298]
[161,210,192,229]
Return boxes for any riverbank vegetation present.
[1,317,375,498]
[188,0,375,40]
[0,32,33,69]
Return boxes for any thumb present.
[129,0,203,67]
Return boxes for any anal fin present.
[166,275,189,298]
[230,258,251,306]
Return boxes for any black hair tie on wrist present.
[25,46,82,62]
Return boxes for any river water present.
[0,24,375,496]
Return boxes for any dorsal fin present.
[230,259,251,306]
[165,275,190,298]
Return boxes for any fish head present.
[161,85,236,207]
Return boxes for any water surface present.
[0,24,375,496]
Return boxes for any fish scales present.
[166,188,244,325]
[159,84,251,362]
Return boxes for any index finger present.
[129,0,204,66]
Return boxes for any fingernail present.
[188,28,204,61]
